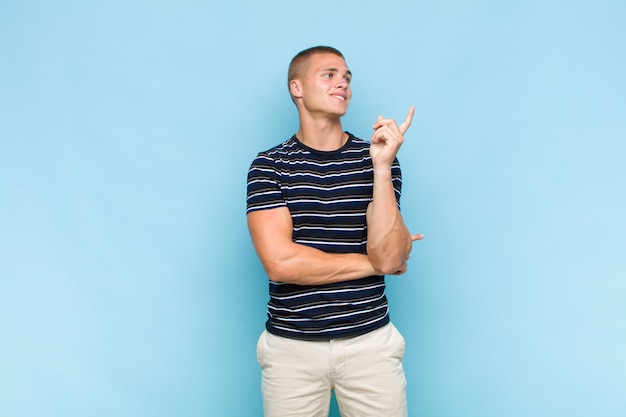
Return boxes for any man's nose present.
[335,79,348,89]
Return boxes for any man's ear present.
[290,79,303,98]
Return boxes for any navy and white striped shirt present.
[246,133,403,340]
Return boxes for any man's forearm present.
[263,243,379,285]
[366,169,412,274]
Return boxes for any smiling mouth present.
[331,94,347,101]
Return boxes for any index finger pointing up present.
[399,106,415,135]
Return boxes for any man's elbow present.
[368,253,405,275]
[263,263,282,282]
[262,259,292,283]
[367,227,413,273]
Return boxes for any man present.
[246,45,422,417]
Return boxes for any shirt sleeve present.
[391,158,403,208]
[246,152,286,214]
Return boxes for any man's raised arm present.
[366,106,422,274]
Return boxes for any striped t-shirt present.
[246,132,403,340]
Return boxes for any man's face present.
[295,53,352,117]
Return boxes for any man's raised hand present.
[369,106,415,169]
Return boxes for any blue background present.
[1,1,625,416]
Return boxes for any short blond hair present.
[288,46,345,90]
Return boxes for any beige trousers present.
[256,323,408,417]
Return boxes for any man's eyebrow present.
[321,67,353,77]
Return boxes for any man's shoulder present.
[249,136,303,171]
[257,136,298,156]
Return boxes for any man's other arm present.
[248,207,380,285]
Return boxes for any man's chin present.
[334,106,349,117]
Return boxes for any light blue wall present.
[1,1,625,416]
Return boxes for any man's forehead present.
[310,53,350,71]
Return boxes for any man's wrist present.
[372,166,393,180]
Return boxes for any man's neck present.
[296,116,347,152]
